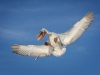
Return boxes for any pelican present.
[12,12,94,60]
[37,12,94,46]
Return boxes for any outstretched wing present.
[59,12,94,46]
[12,45,53,60]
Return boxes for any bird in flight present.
[12,12,94,60]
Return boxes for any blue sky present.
[0,0,100,75]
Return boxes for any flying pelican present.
[12,12,94,60]
[37,12,94,46]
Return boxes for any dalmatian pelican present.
[12,12,94,60]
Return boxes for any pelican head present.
[37,28,49,40]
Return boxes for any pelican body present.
[48,33,66,56]
[12,12,94,60]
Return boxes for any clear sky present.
[0,0,100,75]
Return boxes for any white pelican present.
[12,12,94,60]
[37,12,94,46]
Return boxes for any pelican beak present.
[37,30,46,40]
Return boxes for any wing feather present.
[60,12,94,45]
[12,45,53,57]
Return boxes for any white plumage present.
[12,12,94,60]
[12,45,53,60]
[46,33,66,56]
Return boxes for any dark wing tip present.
[85,12,94,21]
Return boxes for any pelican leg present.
[34,53,51,60]
[35,56,39,60]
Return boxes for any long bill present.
[37,30,47,40]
